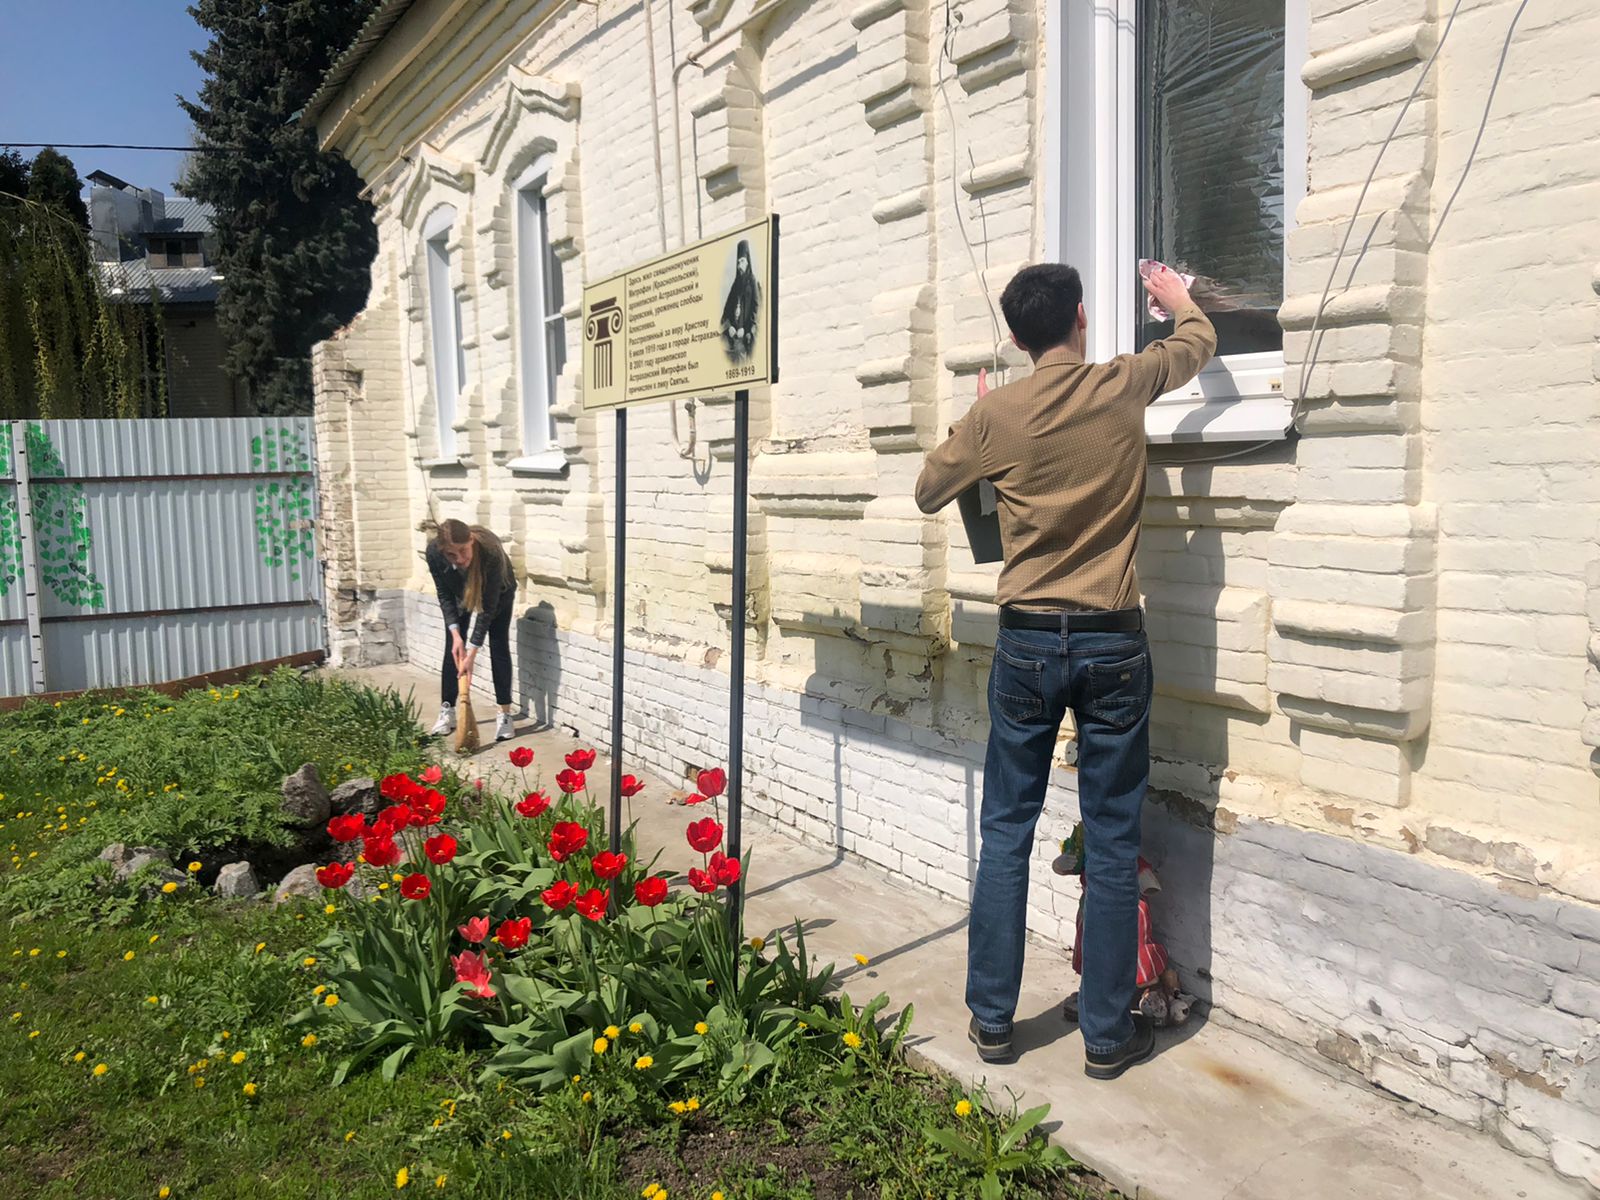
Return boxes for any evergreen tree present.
[24,148,89,230]
[180,0,380,415]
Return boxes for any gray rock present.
[281,764,330,828]
[140,867,189,900]
[272,863,323,905]
[98,842,130,867]
[214,861,261,899]
[329,777,380,819]
[115,847,173,883]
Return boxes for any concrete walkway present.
[337,664,1586,1200]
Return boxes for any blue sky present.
[0,1,209,194]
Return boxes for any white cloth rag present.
[1138,259,1196,321]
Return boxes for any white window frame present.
[508,157,567,474]
[1046,0,1308,443]
[423,204,464,461]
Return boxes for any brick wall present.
[314,0,1600,1184]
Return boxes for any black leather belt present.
[999,606,1144,633]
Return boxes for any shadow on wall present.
[518,601,562,731]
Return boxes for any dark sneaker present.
[1062,992,1079,1024]
[968,1018,1014,1064]
[1084,1018,1156,1081]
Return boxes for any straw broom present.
[453,673,480,753]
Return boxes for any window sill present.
[1145,354,1294,445]
[506,450,568,477]
[418,456,465,470]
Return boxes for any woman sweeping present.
[425,519,518,743]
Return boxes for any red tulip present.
[420,790,448,818]
[547,822,588,862]
[515,791,552,819]
[542,880,578,911]
[315,862,354,889]
[452,950,496,1000]
[633,876,668,907]
[620,775,645,798]
[408,803,439,828]
[574,887,609,921]
[458,915,490,943]
[400,873,432,900]
[590,850,628,881]
[686,818,724,854]
[362,834,401,868]
[683,793,708,806]
[424,834,458,865]
[420,764,444,785]
[687,868,717,895]
[556,769,586,795]
[327,814,365,843]
[374,804,413,835]
[474,778,486,792]
[496,916,532,950]
[566,749,597,772]
[380,773,416,801]
[697,768,727,799]
[710,851,741,887]
[509,747,534,769]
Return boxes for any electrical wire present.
[0,142,239,153]
[937,1,1008,383]
[1162,0,1469,466]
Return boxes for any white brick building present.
[306,0,1600,1183]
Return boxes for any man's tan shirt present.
[915,305,1216,612]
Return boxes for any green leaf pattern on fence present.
[251,427,314,582]
[0,423,108,609]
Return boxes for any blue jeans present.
[966,624,1153,1055]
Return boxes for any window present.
[163,238,188,266]
[511,159,566,467]
[1052,0,1308,442]
[423,205,464,459]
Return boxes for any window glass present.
[1136,0,1286,356]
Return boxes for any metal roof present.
[151,198,214,236]
[98,261,220,306]
[299,0,420,130]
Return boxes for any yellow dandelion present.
[713,1193,726,1200]
[854,953,870,966]
[146,995,159,1005]
[345,1131,356,1143]
[187,862,202,873]
[629,1021,643,1034]
[148,934,159,944]
[194,1076,205,1089]
[694,1022,709,1036]
[159,1188,170,1198]
[842,1031,863,1050]
[231,1051,246,1065]
[324,994,340,1007]
[55,950,66,959]
[750,937,765,952]
[378,883,390,892]
[500,1130,511,1141]
[604,1024,621,1039]
[9,1012,18,1021]
[435,1176,447,1189]
[123,951,136,961]
[28,947,40,957]
[642,1187,660,1200]
[668,1101,687,1115]
[396,1166,410,1189]
[955,1099,973,1118]
[313,985,327,996]
[686,1097,699,1111]
[302,1033,318,1048]
[324,903,337,915]
[581,1091,592,1104]
[28,1029,40,1038]
[219,1031,230,1040]
[93,1063,108,1076]
[74,1051,86,1062]
[592,1036,609,1055]
[634,1055,654,1070]
[161,882,179,894]
[254,942,266,954]
[302,956,317,968]
[243,1082,258,1097]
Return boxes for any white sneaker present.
[495,713,516,742]
[431,705,456,736]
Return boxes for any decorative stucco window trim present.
[1044,0,1310,444]
[422,202,465,460]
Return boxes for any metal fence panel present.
[1,418,322,696]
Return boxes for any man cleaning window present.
[914,261,1213,1079]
